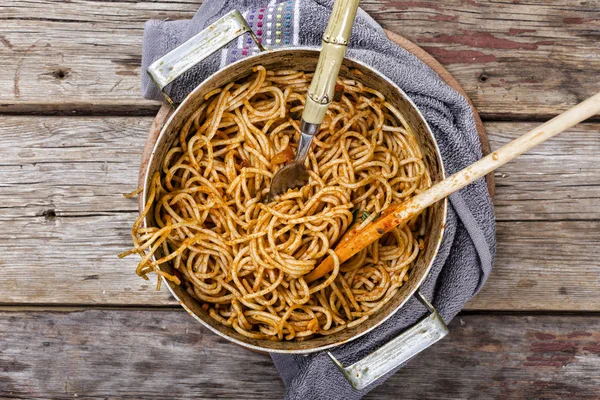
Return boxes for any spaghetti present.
[122,66,431,341]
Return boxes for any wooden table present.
[1,1,599,398]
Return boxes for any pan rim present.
[141,47,448,354]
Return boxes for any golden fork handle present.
[301,0,361,125]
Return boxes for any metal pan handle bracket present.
[147,10,264,107]
[327,292,448,390]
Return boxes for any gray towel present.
[141,1,496,399]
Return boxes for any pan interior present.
[143,49,447,353]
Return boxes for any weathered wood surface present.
[1,310,599,399]
[1,117,598,220]
[3,211,598,310]
[1,0,599,397]
[1,0,599,118]
[0,116,598,309]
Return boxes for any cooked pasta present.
[121,66,431,341]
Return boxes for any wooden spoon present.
[304,92,600,283]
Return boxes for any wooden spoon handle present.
[305,92,600,283]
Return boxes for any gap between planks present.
[2,304,600,317]
[4,103,600,122]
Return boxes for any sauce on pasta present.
[122,66,430,341]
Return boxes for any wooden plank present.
[467,220,600,311]
[1,310,599,399]
[2,212,598,310]
[0,116,599,308]
[1,0,599,117]
[0,213,173,305]
[1,117,598,220]
[0,116,148,215]
[488,122,600,221]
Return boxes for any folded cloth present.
[141,1,496,399]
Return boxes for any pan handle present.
[327,292,448,390]
[147,10,264,106]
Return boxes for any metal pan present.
[143,10,448,390]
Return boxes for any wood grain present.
[0,116,598,308]
[1,0,599,118]
[487,122,600,221]
[3,211,598,310]
[0,117,597,219]
[0,310,599,399]
[1,0,598,396]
